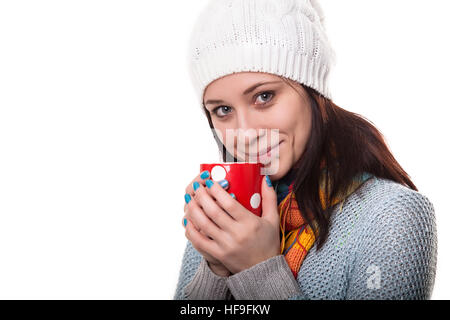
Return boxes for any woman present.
[174,0,437,300]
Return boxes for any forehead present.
[203,72,283,99]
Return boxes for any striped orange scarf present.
[278,163,373,279]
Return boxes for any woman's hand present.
[183,171,232,276]
[183,174,280,275]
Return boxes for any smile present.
[242,142,283,166]
[246,141,283,157]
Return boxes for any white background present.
[0,0,448,299]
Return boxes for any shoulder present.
[344,175,437,271]
[352,176,436,230]
[341,176,438,299]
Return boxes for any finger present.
[203,178,248,221]
[185,170,211,197]
[185,176,230,213]
[261,175,280,227]
[184,197,223,241]
[185,217,222,258]
[184,170,211,210]
[193,180,236,232]
[182,212,213,239]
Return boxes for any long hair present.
[202,77,417,250]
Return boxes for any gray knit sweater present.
[174,176,437,300]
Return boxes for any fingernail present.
[205,179,214,189]
[218,179,229,189]
[193,181,200,191]
[200,170,210,179]
[230,193,236,199]
[184,193,191,204]
[183,218,188,227]
[265,175,273,188]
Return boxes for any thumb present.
[260,175,279,226]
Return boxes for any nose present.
[226,108,276,160]
[235,114,269,156]
[236,107,259,133]
[235,111,262,144]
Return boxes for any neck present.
[275,167,297,187]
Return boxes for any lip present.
[246,141,283,157]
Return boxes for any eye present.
[255,91,275,104]
[211,91,275,119]
[212,105,233,118]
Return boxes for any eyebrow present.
[204,80,282,106]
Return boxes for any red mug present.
[200,162,264,216]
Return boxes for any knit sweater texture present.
[174,176,437,300]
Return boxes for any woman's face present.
[203,72,312,181]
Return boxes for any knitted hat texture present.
[186,0,336,114]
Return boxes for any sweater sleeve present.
[173,241,232,300]
[226,255,308,300]
[345,190,437,300]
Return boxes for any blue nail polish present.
[230,193,236,199]
[183,218,187,227]
[218,179,229,189]
[205,179,214,189]
[265,175,273,188]
[193,181,200,191]
[184,193,191,204]
[200,170,210,179]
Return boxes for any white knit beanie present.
[186,0,336,115]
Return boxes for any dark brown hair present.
[202,77,417,250]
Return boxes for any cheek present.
[271,103,304,134]
[212,125,237,153]
[292,108,312,155]
[275,99,311,153]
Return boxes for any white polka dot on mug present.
[199,162,265,216]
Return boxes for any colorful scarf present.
[276,161,373,279]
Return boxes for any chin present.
[264,160,286,181]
